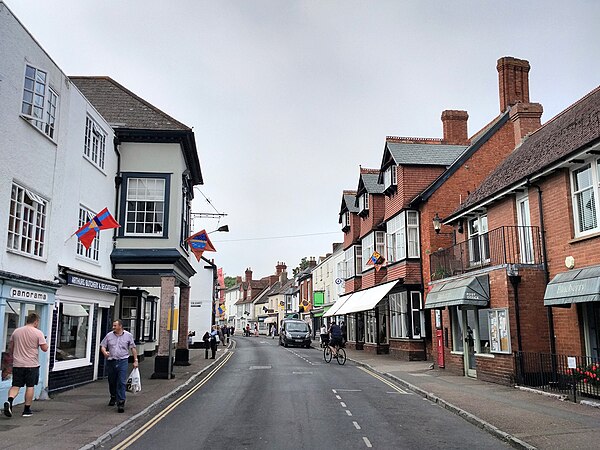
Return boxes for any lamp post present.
[432,213,442,234]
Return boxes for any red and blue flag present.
[75,208,120,249]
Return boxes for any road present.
[109,337,509,449]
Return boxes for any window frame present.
[358,193,369,214]
[53,303,94,371]
[571,159,600,237]
[383,165,397,191]
[488,308,511,354]
[83,115,107,171]
[343,245,362,279]
[118,173,171,238]
[20,64,59,140]
[76,206,100,262]
[7,183,48,260]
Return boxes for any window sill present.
[52,359,93,371]
[475,352,495,358]
[569,231,600,244]
[450,350,464,355]
[75,255,101,266]
[6,248,48,263]
[82,154,108,175]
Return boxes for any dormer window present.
[383,166,397,193]
[358,193,369,215]
[341,211,350,231]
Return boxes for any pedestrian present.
[270,324,275,339]
[341,321,347,346]
[187,330,195,347]
[209,326,218,358]
[245,324,250,337]
[254,324,259,337]
[202,331,211,359]
[230,325,234,336]
[100,319,138,413]
[3,312,48,418]
[217,326,224,346]
[224,325,230,344]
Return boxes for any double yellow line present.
[112,351,234,450]
[358,366,409,394]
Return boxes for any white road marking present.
[292,371,313,375]
[335,395,342,400]
[353,421,361,430]
[249,366,272,370]
[335,389,362,392]
[363,437,372,448]
[345,410,352,416]
[340,402,346,407]
[332,389,337,394]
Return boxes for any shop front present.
[0,272,58,404]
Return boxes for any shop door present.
[462,309,477,378]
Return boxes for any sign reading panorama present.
[67,274,118,293]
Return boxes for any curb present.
[342,353,537,450]
[80,341,235,450]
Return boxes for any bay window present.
[122,174,170,237]
[344,245,361,279]
[386,210,420,263]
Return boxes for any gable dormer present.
[339,190,357,232]
[355,168,383,217]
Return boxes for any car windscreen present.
[286,322,309,332]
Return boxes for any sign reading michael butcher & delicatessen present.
[67,274,118,293]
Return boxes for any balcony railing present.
[430,226,542,281]
[514,351,600,401]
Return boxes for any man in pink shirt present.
[3,312,48,418]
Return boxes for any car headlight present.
[305,333,311,339]
[286,331,292,339]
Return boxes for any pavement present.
[1,337,599,450]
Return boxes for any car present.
[279,319,311,348]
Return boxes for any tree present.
[293,257,309,276]
[224,276,237,289]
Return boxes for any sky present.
[7,0,600,280]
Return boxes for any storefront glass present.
[57,303,90,361]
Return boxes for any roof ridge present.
[69,76,191,131]
[386,136,443,144]
[343,189,357,195]
[359,167,379,174]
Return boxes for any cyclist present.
[328,322,343,357]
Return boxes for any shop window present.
[488,308,510,353]
[143,298,157,342]
[389,292,409,338]
[451,307,464,352]
[56,303,90,363]
[2,302,45,379]
[347,315,356,342]
[121,296,138,341]
[365,310,377,344]
[411,292,425,338]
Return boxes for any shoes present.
[22,409,33,417]
[108,397,116,406]
[117,402,125,413]
[3,401,12,418]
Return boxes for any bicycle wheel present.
[324,346,332,363]
[336,348,346,365]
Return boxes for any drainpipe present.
[527,181,557,356]
[112,136,122,258]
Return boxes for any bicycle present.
[323,342,346,365]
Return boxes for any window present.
[358,193,369,214]
[125,178,165,236]
[572,161,600,235]
[2,303,44,380]
[57,303,91,362]
[407,211,420,258]
[383,166,397,191]
[342,211,350,230]
[468,215,489,265]
[362,233,374,270]
[387,213,406,263]
[21,65,58,139]
[389,292,409,338]
[488,309,510,353]
[451,307,464,352]
[344,245,361,279]
[121,296,138,341]
[7,183,48,258]
[143,298,157,341]
[411,292,425,338]
[76,207,99,261]
[365,310,377,343]
[84,116,106,170]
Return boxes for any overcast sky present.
[8,0,600,280]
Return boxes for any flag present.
[186,229,216,261]
[75,208,120,250]
[366,251,386,272]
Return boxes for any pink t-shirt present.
[11,325,46,368]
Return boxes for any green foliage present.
[293,257,309,276]
[224,276,237,288]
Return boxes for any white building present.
[0,2,120,399]
[312,243,345,328]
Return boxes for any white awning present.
[62,303,89,317]
[323,293,353,317]
[335,280,399,316]
[264,316,278,324]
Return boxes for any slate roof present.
[360,171,386,195]
[343,193,358,213]
[451,85,600,218]
[385,140,468,167]
[70,77,191,131]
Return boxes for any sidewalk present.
[338,346,600,450]
[0,342,232,450]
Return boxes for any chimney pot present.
[441,110,469,145]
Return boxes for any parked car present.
[279,319,311,348]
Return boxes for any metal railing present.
[514,351,600,401]
[430,226,542,281]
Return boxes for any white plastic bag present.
[126,367,142,393]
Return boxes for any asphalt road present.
[109,337,510,450]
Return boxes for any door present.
[517,192,534,263]
[462,309,477,378]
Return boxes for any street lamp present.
[209,224,229,233]
[432,213,442,234]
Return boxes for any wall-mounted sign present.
[10,288,48,301]
[190,301,203,307]
[67,274,118,293]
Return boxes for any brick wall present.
[361,267,386,289]
[359,194,385,239]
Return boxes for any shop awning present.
[324,294,352,317]
[62,303,89,317]
[425,275,490,309]
[264,316,278,324]
[335,280,399,316]
[544,266,600,306]
[312,305,331,318]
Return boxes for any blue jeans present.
[107,359,128,403]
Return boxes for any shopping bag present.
[126,367,142,393]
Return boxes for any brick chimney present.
[308,257,317,269]
[497,57,531,112]
[236,276,242,284]
[509,102,543,143]
[279,270,288,284]
[245,268,252,282]
[276,261,287,276]
[441,110,469,145]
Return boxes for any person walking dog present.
[3,312,48,418]
[100,320,138,413]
